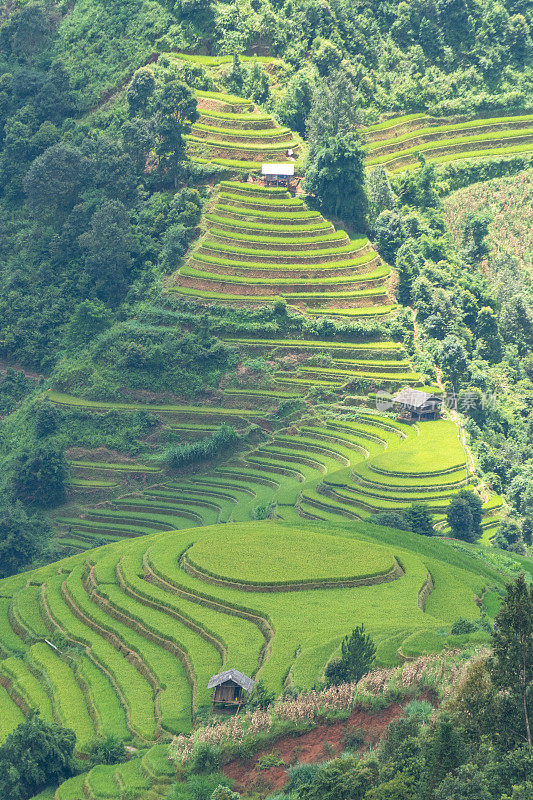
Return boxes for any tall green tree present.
[23,143,88,216]
[153,79,198,188]
[446,491,483,542]
[421,713,468,795]
[305,133,368,230]
[0,714,76,800]
[0,503,51,577]
[10,443,69,508]
[404,503,435,536]
[367,166,397,226]
[127,67,155,116]
[462,211,491,265]
[78,201,134,305]
[325,624,376,685]
[447,496,476,542]
[306,71,361,158]
[489,575,533,749]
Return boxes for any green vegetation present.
[0,8,529,799]
[187,526,396,586]
[0,518,528,759]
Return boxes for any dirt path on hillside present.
[0,360,47,380]
[223,703,404,794]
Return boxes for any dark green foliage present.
[305,133,368,229]
[373,211,404,265]
[78,200,134,306]
[285,762,320,792]
[0,713,76,800]
[446,491,483,542]
[366,167,397,227]
[247,680,275,711]
[306,71,362,158]
[54,322,237,398]
[220,56,269,104]
[495,519,525,551]
[298,756,377,800]
[274,70,314,136]
[189,742,220,775]
[127,67,156,116]
[462,212,492,265]
[9,441,69,507]
[324,625,376,686]
[450,618,478,635]
[403,503,435,537]
[65,300,113,352]
[395,161,440,210]
[421,714,468,795]
[0,502,51,577]
[23,143,88,216]
[162,424,238,469]
[437,156,533,195]
[88,735,127,767]
[433,762,492,800]
[438,335,470,387]
[0,368,35,415]
[489,575,533,748]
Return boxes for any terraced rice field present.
[49,742,174,799]
[0,518,518,755]
[362,112,533,171]
[46,388,502,555]
[187,89,301,170]
[169,181,395,315]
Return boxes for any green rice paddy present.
[362,113,533,170]
[1,518,527,756]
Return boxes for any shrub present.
[403,503,435,537]
[252,502,277,520]
[189,743,221,775]
[210,786,240,800]
[450,618,478,635]
[286,762,320,792]
[162,424,238,469]
[0,503,52,578]
[404,700,434,721]
[370,512,411,532]
[88,734,127,766]
[257,751,285,769]
[341,726,365,750]
[247,680,275,711]
[9,442,69,508]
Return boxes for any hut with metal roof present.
[393,388,442,420]
[261,163,295,186]
[208,669,255,709]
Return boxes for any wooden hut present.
[393,388,442,421]
[208,669,255,709]
[261,163,295,187]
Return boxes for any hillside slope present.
[1,517,525,751]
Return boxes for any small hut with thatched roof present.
[208,669,255,710]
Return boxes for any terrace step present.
[198,241,370,263]
[208,228,350,249]
[191,125,293,144]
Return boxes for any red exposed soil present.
[223,703,404,795]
